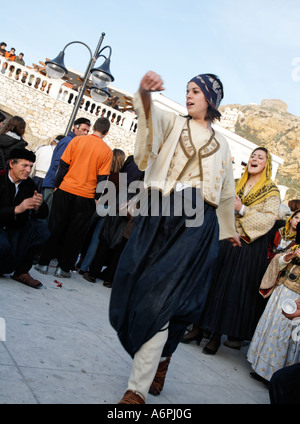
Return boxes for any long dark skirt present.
[109,190,219,358]
[200,235,269,341]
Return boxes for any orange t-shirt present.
[59,134,113,198]
[5,52,16,61]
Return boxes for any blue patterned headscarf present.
[189,74,223,111]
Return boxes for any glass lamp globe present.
[90,87,109,103]
[91,70,112,88]
[46,63,66,79]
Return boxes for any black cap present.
[9,148,36,163]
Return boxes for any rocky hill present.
[219,99,300,201]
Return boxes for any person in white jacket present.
[109,71,240,404]
[30,135,64,192]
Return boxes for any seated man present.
[0,148,50,288]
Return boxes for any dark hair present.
[288,199,300,212]
[187,105,221,123]
[0,116,26,137]
[73,117,91,128]
[252,147,268,155]
[0,111,6,123]
[205,104,221,122]
[55,135,65,142]
[0,42,7,47]
[93,117,110,135]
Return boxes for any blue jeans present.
[80,217,105,272]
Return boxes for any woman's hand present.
[138,71,164,118]
[283,248,300,262]
[139,71,164,94]
[282,299,300,319]
[234,195,243,213]
[227,234,241,247]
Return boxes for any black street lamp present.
[45,32,114,135]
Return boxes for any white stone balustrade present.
[0,56,137,135]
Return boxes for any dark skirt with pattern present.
[109,189,219,358]
[199,235,269,341]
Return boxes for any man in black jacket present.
[0,148,50,288]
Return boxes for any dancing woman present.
[109,71,240,404]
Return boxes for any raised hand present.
[139,71,164,93]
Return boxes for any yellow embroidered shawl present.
[280,209,300,241]
[236,148,280,206]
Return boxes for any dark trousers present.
[0,220,50,276]
[90,236,127,283]
[39,189,95,272]
[269,363,300,404]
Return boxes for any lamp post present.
[45,32,114,135]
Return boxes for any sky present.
[1,0,300,116]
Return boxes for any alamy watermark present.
[96,175,204,228]
[292,57,300,81]
[0,317,6,342]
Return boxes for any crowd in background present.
[0,68,299,405]
[0,41,25,65]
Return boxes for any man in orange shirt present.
[36,117,112,277]
[5,47,16,61]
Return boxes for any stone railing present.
[0,56,137,133]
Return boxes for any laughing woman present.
[190,147,281,354]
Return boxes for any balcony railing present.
[0,57,137,133]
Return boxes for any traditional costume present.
[268,209,300,262]
[247,243,300,381]
[109,74,237,402]
[199,148,280,344]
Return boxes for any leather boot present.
[149,355,172,396]
[118,390,145,404]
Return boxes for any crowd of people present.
[0,42,25,66]
[0,68,299,405]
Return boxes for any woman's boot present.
[202,333,221,355]
[181,325,203,345]
[149,356,172,396]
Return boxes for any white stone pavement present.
[0,262,270,405]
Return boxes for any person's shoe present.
[103,281,112,288]
[118,390,145,404]
[54,267,71,278]
[34,264,49,274]
[149,355,172,396]
[202,334,221,355]
[11,273,43,289]
[83,272,96,283]
[181,326,203,345]
[224,339,243,350]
